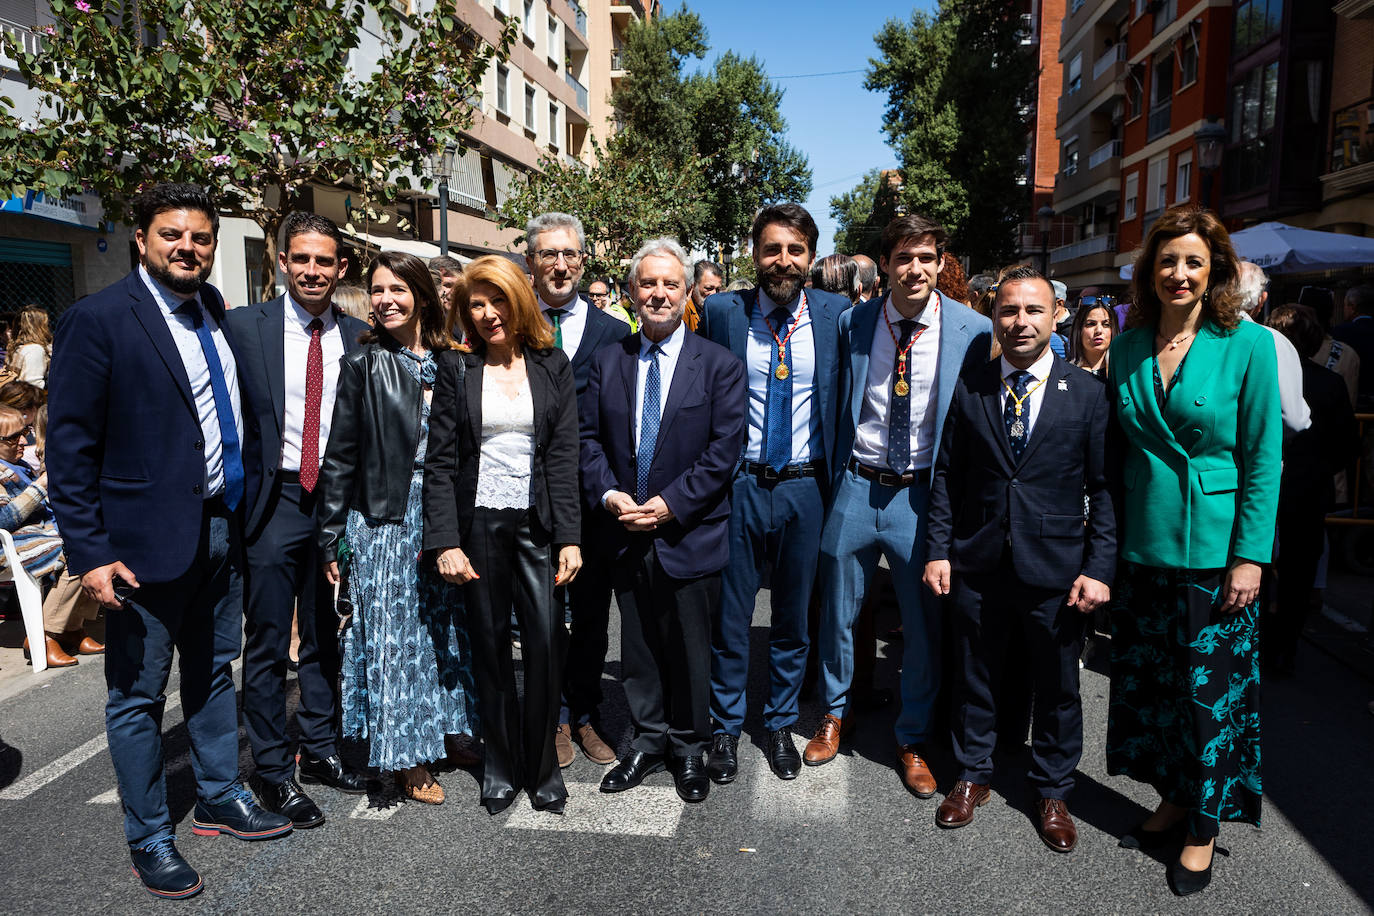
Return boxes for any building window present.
[496,65,510,114]
[1147,54,1173,140]
[525,84,537,131]
[1234,0,1284,58]
[1146,154,1168,213]
[1126,67,1144,120]
[548,102,559,149]
[523,0,536,41]
[1179,34,1198,87]
[1067,53,1082,94]
[1124,172,1139,219]
[548,13,558,59]
[493,0,508,16]
[1174,150,1192,203]
[1064,141,1079,176]
[1152,0,1177,35]
[1225,60,1280,196]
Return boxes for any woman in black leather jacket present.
[423,255,581,815]
[317,251,478,805]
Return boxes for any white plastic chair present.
[0,528,48,674]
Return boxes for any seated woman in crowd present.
[1106,204,1280,897]
[0,405,101,668]
[1068,293,1119,378]
[423,255,581,816]
[317,252,478,805]
[0,380,46,471]
[5,306,52,388]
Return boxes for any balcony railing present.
[1147,102,1171,141]
[1329,97,1373,173]
[1050,233,1116,264]
[1088,139,1123,169]
[567,1,587,37]
[610,48,626,71]
[1092,44,1125,81]
[612,0,646,17]
[564,71,587,111]
[0,17,44,67]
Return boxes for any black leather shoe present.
[190,786,293,840]
[670,755,710,803]
[767,727,801,780]
[299,753,368,794]
[599,751,666,793]
[1168,844,1217,897]
[130,837,202,899]
[253,775,324,829]
[706,734,738,785]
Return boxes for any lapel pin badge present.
[1057,379,1068,391]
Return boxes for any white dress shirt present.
[280,295,346,471]
[996,348,1056,441]
[851,294,943,472]
[540,293,587,360]
[1240,312,1311,438]
[633,323,685,444]
[139,265,244,498]
[743,288,820,463]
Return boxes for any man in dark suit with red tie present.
[923,265,1115,853]
[227,212,371,827]
[580,238,746,802]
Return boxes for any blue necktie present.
[1003,369,1033,463]
[180,299,244,512]
[887,319,916,472]
[763,306,795,472]
[636,343,662,502]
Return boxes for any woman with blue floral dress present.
[317,252,477,804]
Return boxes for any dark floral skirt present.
[1106,562,1262,838]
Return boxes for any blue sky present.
[679,0,936,251]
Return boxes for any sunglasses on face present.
[0,427,31,444]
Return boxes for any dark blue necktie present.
[180,299,244,512]
[763,306,795,472]
[636,343,662,502]
[1003,369,1033,463]
[887,319,916,472]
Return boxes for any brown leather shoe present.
[56,630,104,656]
[803,715,850,766]
[24,635,78,668]
[555,723,575,769]
[1037,798,1078,853]
[897,744,937,798]
[574,723,616,765]
[936,780,991,828]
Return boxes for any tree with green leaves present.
[0,0,513,300]
[498,137,707,279]
[830,167,903,261]
[866,0,1035,268]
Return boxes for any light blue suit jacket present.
[831,291,992,493]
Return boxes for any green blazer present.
[1108,319,1281,570]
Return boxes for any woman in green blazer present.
[1105,205,1281,897]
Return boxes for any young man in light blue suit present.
[803,214,991,801]
[697,204,846,783]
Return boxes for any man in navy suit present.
[697,203,844,782]
[525,211,631,767]
[804,214,991,801]
[581,238,746,802]
[48,184,290,900]
[226,212,371,827]
[923,265,1115,853]
[1333,284,1374,406]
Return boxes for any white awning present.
[348,231,452,262]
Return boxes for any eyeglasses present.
[0,427,31,444]
[534,248,584,266]
[588,292,610,301]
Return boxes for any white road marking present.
[87,788,121,804]
[504,781,684,836]
[349,795,403,820]
[0,695,182,802]
[747,744,850,823]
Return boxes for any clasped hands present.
[604,491,674,532]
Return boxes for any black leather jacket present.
[316,337,430,560]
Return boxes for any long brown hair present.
[456,256,555,352]
[360,251,455,352]
[1127,204,1243,331]
[5,306,51,374]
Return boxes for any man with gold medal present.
[804,214,992,806]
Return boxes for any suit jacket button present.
[193,484,203,495]
[194,439,204,450]
[1195,396,1206,405]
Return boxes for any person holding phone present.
[423,255,582,815]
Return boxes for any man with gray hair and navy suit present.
[803,213,992,803]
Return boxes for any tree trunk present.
[256,213,284,304]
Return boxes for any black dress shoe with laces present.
[670,755,710,803]
[130,837,203,899]
[190,786,293,840]
[254,775,325,829]
[600,751,666,792]
[298,752,368,794]
[706,734,738,784]
[767,727,801,780]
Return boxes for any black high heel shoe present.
[1168,842,1228,896]
[1118,818,1187,849]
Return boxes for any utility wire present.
[765,68,868,80]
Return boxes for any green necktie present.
[547,307,567,350]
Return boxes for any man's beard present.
[148,259,210,295]
[761,269,805,306]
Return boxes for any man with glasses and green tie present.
[525,211,631,770]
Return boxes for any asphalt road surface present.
[1,591,1371,915]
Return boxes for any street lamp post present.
[1194,119,1228,212]
[1037,204,1055,278]
[427,149,455,257]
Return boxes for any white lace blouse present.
[474,378,535,510]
